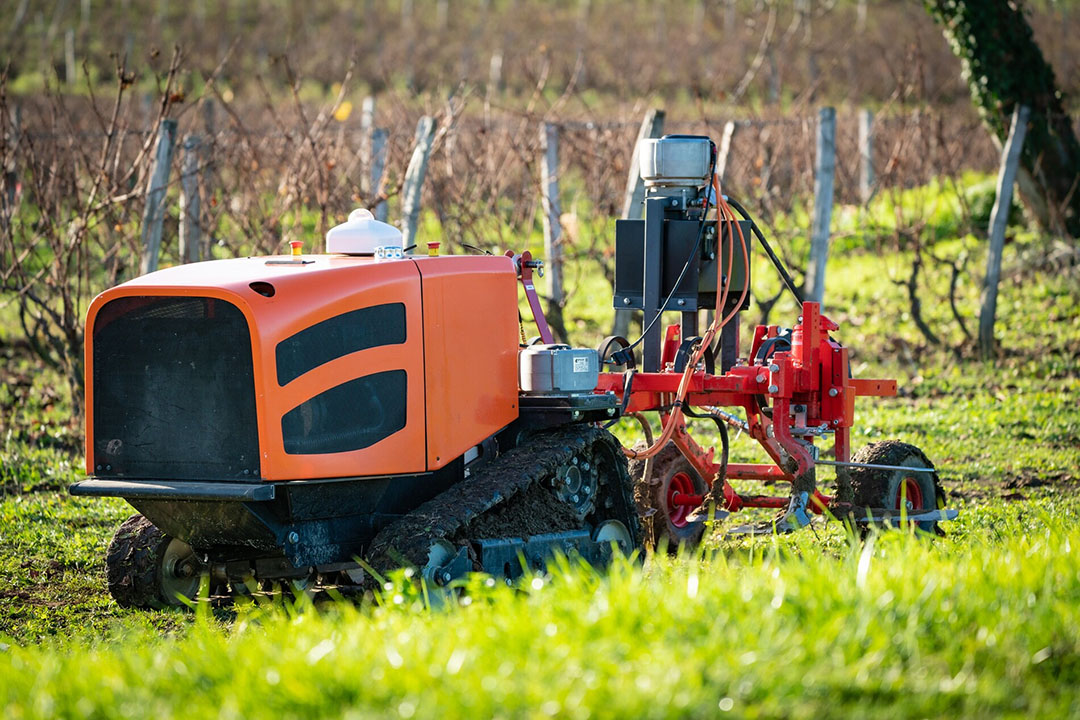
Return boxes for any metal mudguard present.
[71,478,275,502]
[69,462,463,568]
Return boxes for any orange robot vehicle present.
[72,137,954,608]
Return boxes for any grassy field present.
[1,497,1079,718]
[1,178,1079,715]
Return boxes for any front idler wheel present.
[421,539,460,588]
[106,514,203,608]
[592,519,633,559]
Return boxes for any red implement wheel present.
[894,476,924,512]
[849,441,945,534]
[629,442,708,550]
[667,471,698,528]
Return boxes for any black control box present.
[613,218,751,313]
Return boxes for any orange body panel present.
[86,253,517,482]
[415,255,520,469]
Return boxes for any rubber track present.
[367,425,639,573]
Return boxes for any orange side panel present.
[417,255,520,470]
[253,261,426,480]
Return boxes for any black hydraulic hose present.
[724,196,805,305]
[754,330,792,365]
[681,402,730,494]
[681,404,729,465]
[602,370,635,429]
[461,242,493,255]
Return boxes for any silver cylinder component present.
[639,136,712,189]
[519,344,599,394]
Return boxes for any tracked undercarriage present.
[101,424,640,607]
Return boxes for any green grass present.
[0,493,189,642]
[0,355,83,495]
[2,498,1080,718]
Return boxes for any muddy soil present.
[943,470,1080,503]
[458,482,581,541]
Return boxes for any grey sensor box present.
[519,344,599,394]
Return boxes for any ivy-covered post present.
[925,0,1080,239]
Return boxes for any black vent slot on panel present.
[282,370,407,455]
[93,296,260,480]
[276,303,407,386]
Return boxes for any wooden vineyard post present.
[488,51,504,94]
[400,116,436,252]
[858,108,874,205]
[65,28,76,84]
[200,100,216,261]
[716,120,738,183]
[614,108,665,338]
[139,118,177,276]
[979,105,1030,361]
[358,96,389,222]
[620,109,665,219]
[1,103,19,232]
[539,122,566,342]
[371,128,389,223]
[806,106,836,306]
[178,134,201,264]
[360,96,376,195]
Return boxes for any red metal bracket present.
[850,378,897,397]
[507,250,554,345]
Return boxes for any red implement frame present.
[511,251,897,519]
[589,302,896,515]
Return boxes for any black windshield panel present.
[276,303,406,386]
[281,370,407,455]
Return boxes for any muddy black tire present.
[106,514,201,608]
[630,441,708,551]
[849,441,945,533]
